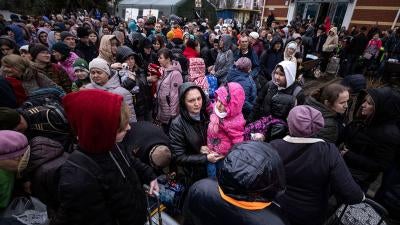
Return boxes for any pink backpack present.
[188,58,209,94]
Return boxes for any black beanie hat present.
[116,46,135,63]
[51,42,70,58]
[0,107,21,130]
[29,43,49,61]
[77,27,89,38]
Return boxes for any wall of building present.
[262,0,289,23]
[350,0,400,30]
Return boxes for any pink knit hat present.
[0,130,29,160]
[287,106,324,137]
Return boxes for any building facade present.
[262,0,400,30]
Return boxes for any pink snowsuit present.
[207,82,245,156]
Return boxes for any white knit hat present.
[249,32,259,40]
[287,42,297,50]
[89,58,111,76]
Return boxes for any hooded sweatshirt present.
[207,82,246,156]
[85,74,137,122]
[284,41,298,64]
[272,60,297,90]
[214,34,234,84]
[156,60,183,124]
[323,27,338,52]
[98,35,117,65]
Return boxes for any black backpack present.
[21,87,66,109]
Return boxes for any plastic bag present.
[2,197,49,225]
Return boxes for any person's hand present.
[207,152,224,163]
[111,62,122,70]
[200,146,210,154]
[251,133,265,141]
[148,179,159,196]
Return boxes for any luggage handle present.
[143,184,163,225]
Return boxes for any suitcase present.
[324,198,388,225]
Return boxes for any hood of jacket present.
[7,24,28,47]
[178,82,208,122]
[271,60,297,89]
[357,87,400,125]
[329,27,338,35]
[188,57,205,79]
[215,82,245,118]
[218,141,286,202]
[164,60,182,74]
[47,31,58,48]
[37,28,50,36]
[269,36,283,52]
[99,35,117,64]
[220,34,232,52]
[90,73,121,90]
[228,66,249,82]
[63,89,123,153]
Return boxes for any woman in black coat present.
[270,105,364,225]
[169,82,223,186]
[342,87,400,191]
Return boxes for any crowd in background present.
[0,9,399,225]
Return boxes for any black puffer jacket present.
[250,80,304,122]
[52,146,156,225]
[169,82,208,185]
[270,137,364,225]
[343,87,400,186]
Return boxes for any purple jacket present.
[207,82,245,156]
[156,60,183,124]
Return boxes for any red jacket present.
[183,47,199,59]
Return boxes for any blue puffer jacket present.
[227,66,257,116]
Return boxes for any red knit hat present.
[62,89,123,153]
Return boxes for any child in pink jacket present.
[207,82,246,177]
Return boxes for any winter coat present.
[250,61,304,121]
[349,32,368,56]
[7,24,28,47]
[76,41,98,63]
[183,47,199,59]
[259,37,284,85]
[183,178,288,225]
[86,75,137,122]
[52,145,156,225]
[169,83,209,185]
[156,60,183,124]
[0,169,14,209]
[322,27,338,52]
[17,68,59,95]
[207,82,245,156]
[364,39,383,57]
[227,66,257,116]
[214,34,234,84]
[306,96,341,143]
[58,52,79,81]
[47,31,58,49]
[120,121,170,167]
[24,137,69,211]
[234,47,260,76]
[188,58,209,95]
[270,136,364,225]
[343,87,400,186]
[31,62,72,93]
[385,33,400,59]
[313,33,327,53]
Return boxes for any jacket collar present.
[283,135,325,144]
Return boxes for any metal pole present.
[260,0,266,26]
[392,9,400,30]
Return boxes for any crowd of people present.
[0,10,399,225]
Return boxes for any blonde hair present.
[1,54,30,74]
[118,102,130,132]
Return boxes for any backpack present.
[21,87,66,109]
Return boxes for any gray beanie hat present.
[89,58,111,76]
